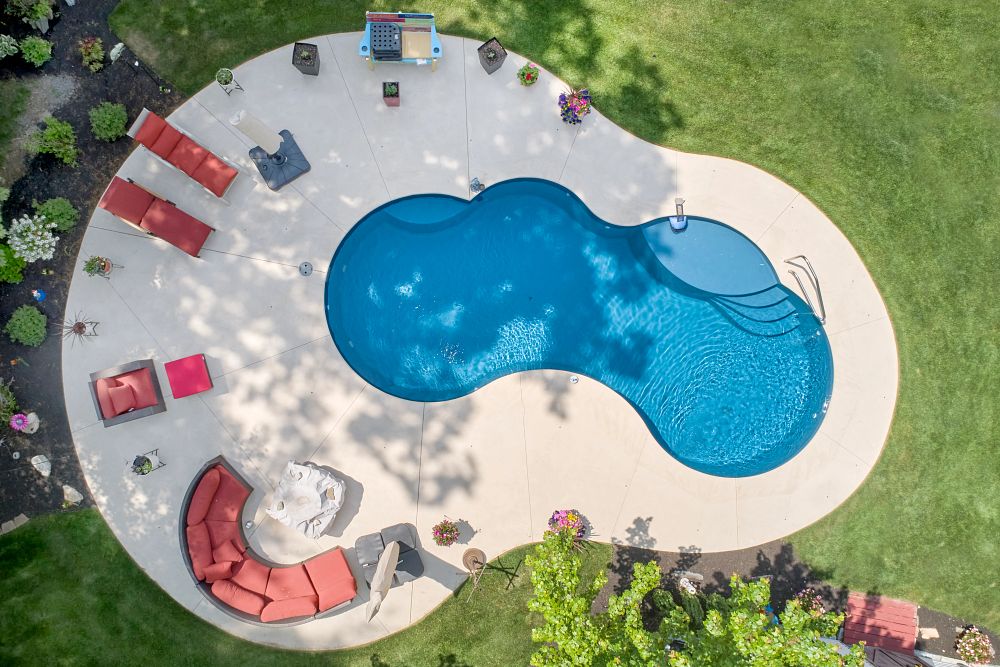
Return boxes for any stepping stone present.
[917,627,939,640]
[0,520,13,534]
[63,485,83,506]
[12,513,28,528]
[30,454,51,477]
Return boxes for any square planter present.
[477,37,506,74]
[383,81,400,107]
[292,42,320,76]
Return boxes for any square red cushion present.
[94,377,122,419]
[213,539,243,565]
[187,467,220,526]
[167,136,209,176]
[98,177,155,225]
[260,595,319,622]
[149,124,183,160]
[203,561,233,583]
[164,354,213,399]
[139,200,213,257]
[304,548,357,611]
[186,522,213,582]
[265,564,315,602]
[205,468,249,522]
[107,384,136,416]
[115,368,160,410]
[231,558,271,596]
[191,154,237,197]
[204,520,246,553]
[133,112,166,147]
[211,579,266,616]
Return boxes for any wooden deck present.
[844,592,918,654]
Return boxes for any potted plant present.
[477,37,506,75]
[292,42,319,75]
[431,517,460,546]
[83,255,112,277]
[518,62,540,86]
[547,508,587,540]
[132,455,153,476]
[383,81,400,107]
[215,68,240,95]
[955,625,995,665]
[558,88,592,125]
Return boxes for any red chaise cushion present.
[204,520,246,553]
[187,468,220,526]
[149,124,184,160]
[231,558,271,596]
[186,522,213,581]
[138,199,213,258]
[203,561,233,583]
[265,564,315,602]
[98,177,155,226]
[191,154,237,197]
[260,595,319,622]
[167,136,209,176]
[133,112,167,147]
[304,548,357,612]
[211,580,266,617]
[205,467,249,522]
[115,368,160,410]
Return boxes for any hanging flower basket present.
[431,517,460,546]
[517,62,540,86]
[547,508,587,539]
[477,37,507,75]
[558,89,592,125]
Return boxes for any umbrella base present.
[249,129,311,191]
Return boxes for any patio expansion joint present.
[214,335,330,381]
[516,375,534,538]
[462,37,471,199]
[606,440,647,545]
[196,392,276,493]
[753,192,801,243]
[298,383,370,485]
[556,124,583,184]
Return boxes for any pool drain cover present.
[299,262,313,276]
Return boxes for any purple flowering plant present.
[9,412,28,431]
[558,88,592,125]
[793,587,825,615]
[431,517,460,547]
[547,508,586,539]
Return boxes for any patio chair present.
[88,359,166,427]
[97,176,215,257]
[355,523,424,588]
[128,108,240,200]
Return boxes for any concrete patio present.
[62,33,898,649]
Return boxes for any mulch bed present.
[0,0,182,522]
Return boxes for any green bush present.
[5,304,47,347]
[19,35,51,67]
[7,0,54,21]
[0,377,18,426]
[0,34,18,59]
[79,36,104,73]
[88,102,127,142]
[33,197,79,232]
[0,244,26,284]
[29,116,78,166]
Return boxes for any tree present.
[526,527,663,666]
[661,575,866,667]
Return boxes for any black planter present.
[292,42,320,76]
[477,37,507,75]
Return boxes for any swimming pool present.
[324,179,832,477]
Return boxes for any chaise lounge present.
[181,457,358,624]
[88,359,166,427]
[128,108,240,200]
[97,176,215,257]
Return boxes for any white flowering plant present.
[8,214,57,263]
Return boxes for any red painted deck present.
[844,592,918,655]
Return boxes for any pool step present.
[712,286,803,337]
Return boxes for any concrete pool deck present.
[63,34,898,649]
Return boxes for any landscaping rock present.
[30,454,51,477]
[62,484,83,506]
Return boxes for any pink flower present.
[10,413,28,431]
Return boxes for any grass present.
[0,509,613,665]
[0,78,30,179]
[98,0,996,635]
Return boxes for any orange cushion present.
[94,377,122,419]
[107,384,136,415]
[231,558,271,596]
[168,136,209,176]
[139,200,213,258]
[260,595,318,623]
[191,154,237,197]
[98,177,155,225]
[203,561,233,583]
[187,468,220,526]
[212,539,243,565]
[149,124,183,159]
[115,368,159,410]
[265,564,315,602]
[204,520,246,553]
[133,112,166,147]
[205,468,249,522]
[211,579,266,617]
[304,548,357,612]
[186,522,213,582]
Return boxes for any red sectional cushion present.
[304,548,357,612]
[231,558,271,596]
[205,468,249,522]
[211,579,266,617]
[265,564,316,602]
[187,468,220,526]
[212,539,243,565]
[138,200,214,258]
[186,522,213,581]
[149,124,183,160]
[98,177,155,226]
[168,136,209,176]
[203,561,234,583]
[115,368,159,410]
[260,595,319,622]
[191,154,237,197]
[107,384,136,415]
[94,377,122,419]
[204,520,246,553]
[133,112,166,147]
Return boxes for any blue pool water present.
[324,179,833,477]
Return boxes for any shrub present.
[0,34,18,59]
[88,102,127,141]
[33,197,79,232]
[6,0,53,21]
[7,213,57,263]
[0,244,26,284]
[19,35,51,67]
[431,518,460,546]
[5,305,47,347]
[956,625,995,664]
[0,377,18,426]
[29,116,78,165]
[79,36,104,72]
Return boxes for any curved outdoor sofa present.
[180,456,357,624]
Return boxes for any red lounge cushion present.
[186,522,213,581]
[204,520,246,553]
[191,154,237,197]
[304,548,357,611]
[265,564,315,602]
[260,595,319,622]
[107,384,136,416]
[211,580,266,617]
[115,368,160,410]
[98,177,155,225]
[139,200,213,257]
[168,136,209,176]
[203,561,233,583]
[205,467,249,522]
[94,377,122,419]
[212,539,243,565]
[149,124,183,160]
[231,558,271,596]
[133,112,166,147]
[187,468,220,526]
[164,354,213,399]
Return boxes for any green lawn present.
[0,509,612,665]
[0,78,29,179]
[104,0,998,633]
